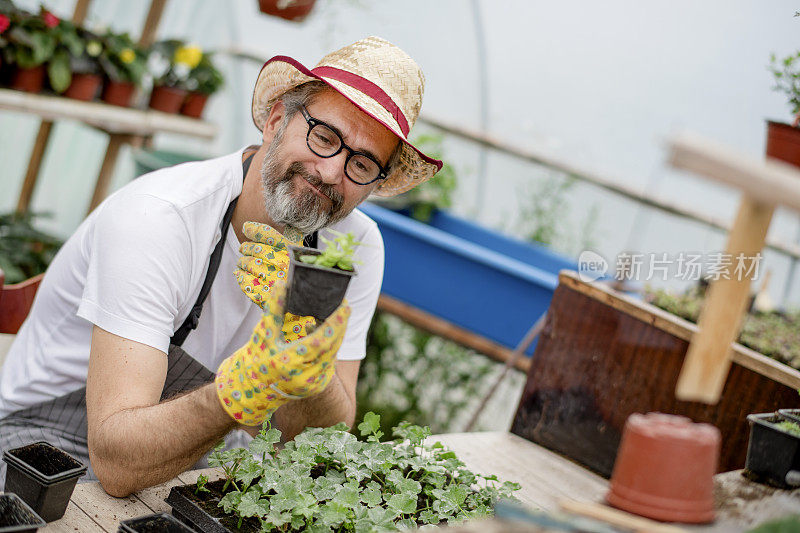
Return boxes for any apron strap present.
[170,153,253,347]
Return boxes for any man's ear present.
[262,100,287,144]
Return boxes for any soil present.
[124,515,193,533]
[0,495,41,527]
[8,442,82,477]
[174,479,261,533]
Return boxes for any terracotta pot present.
[766,120,800,168]
[606,412,719,524]
[63,73,102,101]
[102,80,136,107]
[148,85,187,114]
[258,0,316,22]
[180,92,208,118]
[10,65,46,93]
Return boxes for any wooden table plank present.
[132,476,185,515]
[428,432,608,512]
[69,481,154,532]
[42,500,105,532]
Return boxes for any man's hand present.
[235,221,315,341]
[215,282,350,426]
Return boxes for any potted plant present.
[166,412,520,532]
[119,512,197,533]
[2,441,87,522]
[97,30,146,107]
[60,27,103,100]
[0,11,10,72]
[0,211,63,285]
[286,230,361,321]
[0,493,46,532]
[147,40,199,114]
[1,7,57,93]
[767,51,800,167]
[258,0,316,22]
[180,50,223,118]
[744,412,800,489]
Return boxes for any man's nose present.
[316,151,347,185]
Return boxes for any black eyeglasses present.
[300,105,389,185]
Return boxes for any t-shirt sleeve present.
[77,193,192,354]
[332,222,384,361]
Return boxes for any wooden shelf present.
[0,88,217,140]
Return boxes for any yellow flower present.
[174,45,202,69]
[119,48,136,64]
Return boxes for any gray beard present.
[260,137,347,236]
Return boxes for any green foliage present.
[514,173,598,256]
[1,7,56,69]
[0,211,63,284]
[98,30,147,84]
[47,19,83,93]
[207,414,520,531]
[747,515,800,533]
[646,286,800,370]
[188,52,224,95]
[379,133,457,223]
[769,51,800,119]
[775,420,800,437]
[300,230,363,271]
[194,473,210,495]
[358,312,517,438]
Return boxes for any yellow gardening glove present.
[215,282,350,426]
[234,222,315,341]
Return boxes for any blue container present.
[359,203,578,356]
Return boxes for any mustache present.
[282,162,344,214]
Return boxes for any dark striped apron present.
[0,154,318,488]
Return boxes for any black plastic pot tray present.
[165,480,260,533]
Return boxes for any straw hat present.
[251,36,443,197]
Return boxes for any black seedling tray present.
[745,412,800,489]
[0,493,46,533]
[3,441,87,522]
[118,512,198,533]
[165,480,260,533]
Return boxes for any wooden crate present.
[511,271,800,477]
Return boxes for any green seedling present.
[299,230,364,271]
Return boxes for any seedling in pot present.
[287,231,364,321]
[745,412,800,489]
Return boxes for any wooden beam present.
[377,294,531,372]
[72,0,91,24]
[139,0,168,48]
[669,130,800,213]
[16,121,53,213]
[87,134,127,214]
[676,196,774,403]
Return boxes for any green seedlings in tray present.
[299,230,364,271]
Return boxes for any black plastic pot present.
[165,479,259,533]
[0,493,46,532]
[744,412,800,489]
[118,512,198,533]
[2,441,87,522]
[286,245,356,322]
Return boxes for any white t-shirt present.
[0,148,384,418]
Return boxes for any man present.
[0,36,441,496]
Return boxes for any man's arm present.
[271,360,360,442]
[86,326,237,497]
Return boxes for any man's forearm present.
[271,371,356,442]
[89,383,236,497]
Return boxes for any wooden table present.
[34,432,799,532]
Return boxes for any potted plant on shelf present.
[46,18,87,96]
[286,230,361,321]
[768,51,800,167]
[180,49,223,118]
[97,30,146,107]
[60,27,103,100]
[258,0,317,22]
[147,39,199,114]
[0,6,57,93]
